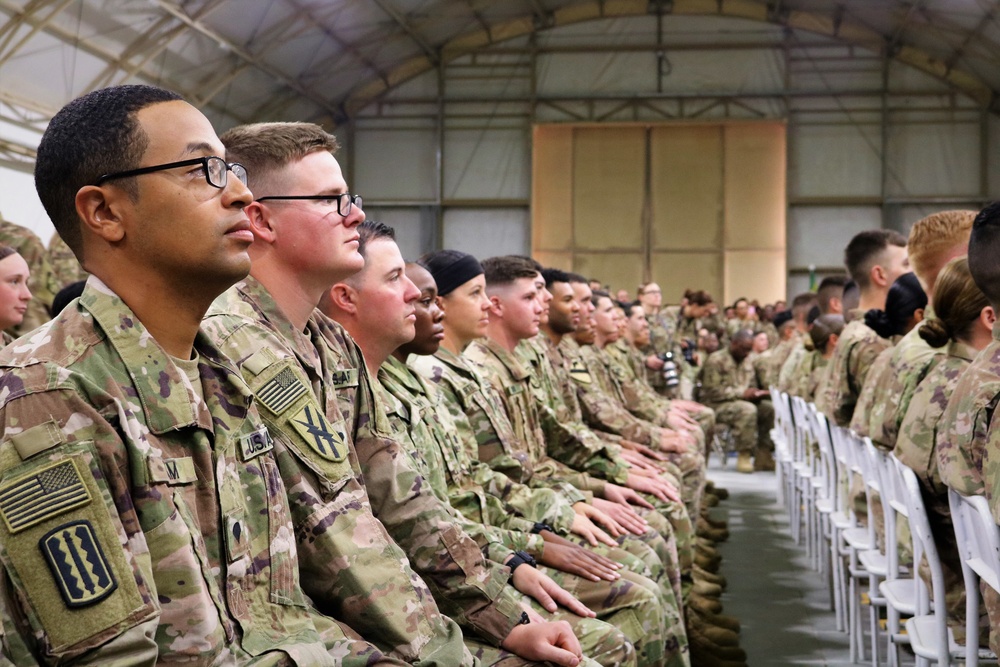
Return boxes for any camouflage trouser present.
[468,623,632,667]
[538,564,688,667]
[984,582,1000,656]
[689,404,716,445]
[710,399,774,454]
[665,440,706,521]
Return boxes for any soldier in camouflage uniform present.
[896,257,991,647]
[815,230,908,427]
[868,212,974,453]
[211,122,593,666]
[937,204,1000,655]
[47,231,88,293]
[724,299,756,341]
[697,330,774,473]
[782,315,840,403]
[0,214,56,335]
[0,86,375,665]
[385,251,684,666]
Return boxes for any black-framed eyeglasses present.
[255,194,363,217]
[96,156,248,189]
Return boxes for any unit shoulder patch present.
[40,520,118,608]
[568,360,592,385]
[290,404,347,462]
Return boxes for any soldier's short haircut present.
[843,229,908,289]
[816,276,849,315]
[687,290,713,306]
[220,122,339,194]
[731,329,754,344]
[357,220,395,259]
[481,256,539,287]
[541,267,570,288]
[968,201,1000,308]
[842,280,860,315]
[0,245,16,262]
[35,85,182,258]
[566,272,588,285]
[507,255,543,273]
[906,210,974,288]
[591,290,611,307]
[790,292,817,320]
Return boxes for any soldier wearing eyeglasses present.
[0,86,398,665]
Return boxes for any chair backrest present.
[810,407,838,502]
[872,444,908,579]
[896,455,950,663]
[790,395,815,469]
[949,489,1000,592]
[827,423,856,519]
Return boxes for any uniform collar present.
[474,337,530,381]
[381,355,428,396]
[83,277,248,433]
[235,276,322,375]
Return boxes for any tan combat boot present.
[736,451,754,473]
[698,517,730,542]
[693,563,727,589]
[692,578,723,598]
[754,447,776,471]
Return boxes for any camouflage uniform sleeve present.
[0,381,160,666]
[467,460,577,534]
[536,401,630,484]
[698,353,741,405]
[937,384,990,498]
[354,371,524,646]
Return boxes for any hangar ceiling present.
[1,0,999,169]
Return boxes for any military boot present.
[695,550,721,573]
[693,563,727,589]
[688,626,748,662]
[700,512,729,530]
[704,480,730,500]
[703,491,720,507]
[692,578,723,598]
[754,447,776,471]
[688,591,723,615]
[687,611,741,646]
[736,452,754,473]
[697,517,730,542]
[693,608,741,633]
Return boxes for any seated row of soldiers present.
[770,210,1000,657]
[0,85,748,667]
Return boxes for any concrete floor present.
[706,460,914,667]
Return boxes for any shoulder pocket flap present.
[9,420,65,461]
[0,447,149,652]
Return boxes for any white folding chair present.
[789,395,816,550]
[876,447,916,666]
[841,433,887,665]
[948,489,999,667]
[771,387,794,507]
[897,457,970,665]
[812,408,849,630]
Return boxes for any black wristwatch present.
[507,550,537,575]
[530,522,555,534]
[517,611,531,625]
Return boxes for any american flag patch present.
[257,367,308,415]
[0,459,92,534]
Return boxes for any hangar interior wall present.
[0,13,994,305]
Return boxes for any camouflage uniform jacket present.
[816,309,889,427]
[869,321,943,451]
[937,325,1000,513]
[47,232,88,294]
[896,340,976,496]
[561,336,664,447]
[466,338,612,495]
[410,347,585,527]
[379,355,545,557]
[0,217,57,335]
[784,350,829,403]
[0,278,336,666]
[850,345,895,437]
[643,306,699,389]
[725,317,755,339]
[519,335,630,486]
[697,349,755,407]
[776,337,807,394]
[605,339,672,426]
[205,278,514,653]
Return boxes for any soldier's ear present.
[982,305,996,328]
[327,282,358,315]
[75,185,125,243]
[487,294,503,316]
[244,202,274,243]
